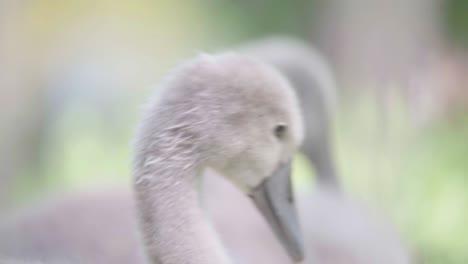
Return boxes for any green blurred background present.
[0,0,467,263]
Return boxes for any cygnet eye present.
[274,123,287,140]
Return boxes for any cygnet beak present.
[249,160,304,262]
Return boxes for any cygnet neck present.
[133,123,231,264]
[303,139,340,190]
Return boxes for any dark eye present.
[274,124,287,139]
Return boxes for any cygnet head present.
[133,52,304,262]
[239,36,339,187]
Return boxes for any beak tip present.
[249,160,305,263]
[286,236,304,262]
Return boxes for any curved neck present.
[133,151,231,264]
[303,137,341,190]
[280,62,340,190]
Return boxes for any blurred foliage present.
[2,1,468,263]
[200,0,316,45]
[398,116,468,263]
[444,0,468,47]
